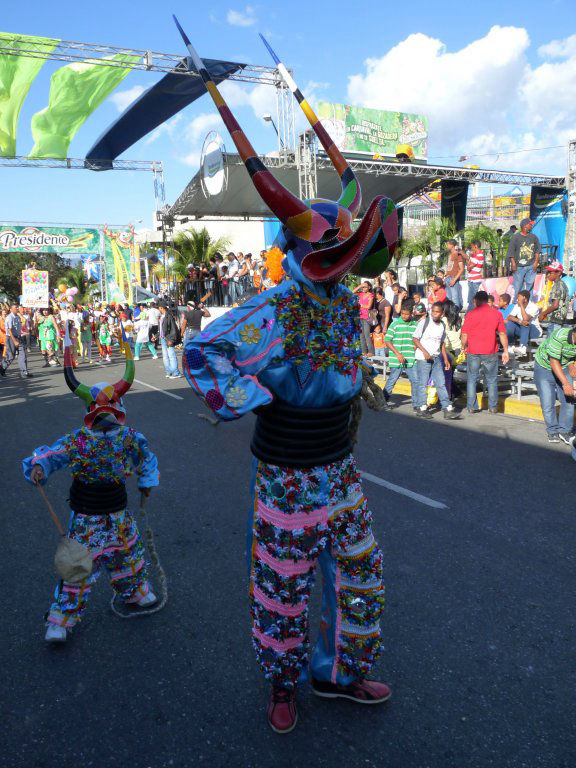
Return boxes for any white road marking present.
[134,378,184,401]
[360,471,448,509]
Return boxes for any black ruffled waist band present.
[69,479,127,515]
[251,398,353,469]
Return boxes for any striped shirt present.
[467,251,484,282]
[535,327,576,370]
[385,317,418,368]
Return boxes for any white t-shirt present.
[227,259,239,279]
[384,285,395,305]
[508,301,541,333]
[413,316,446,360]
[147,307,160,325]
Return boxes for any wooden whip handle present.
[36,483,66,537]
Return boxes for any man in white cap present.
[539,261,569,336]
[508,219,541,298]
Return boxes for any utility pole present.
[566,138,576,275]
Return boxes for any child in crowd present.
[22,333,159,643]
[383,300,418,408]
[98,318,112,362]
[487,295,495,307]
[79,313,93,364]
[372,324,386,357]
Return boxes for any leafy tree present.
[462,223,503,276]
[65,265,97,303]
[0,252,69,301]
[172,227,230,269]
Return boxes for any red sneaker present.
[267,686,298,733]
[311,678,392,704]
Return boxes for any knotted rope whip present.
[110,491,168,619]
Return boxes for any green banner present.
[29,53,139,159]
[0,32,59,157]
[317,101,428,159]
[0,224,99,253]
[103,229,133,303]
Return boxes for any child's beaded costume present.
[22,332,159,642]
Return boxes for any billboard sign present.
[21,269,49,308]
[317,102,428,159]
[0,225,99,254]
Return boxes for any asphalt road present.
[1,347,575,768]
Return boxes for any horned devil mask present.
[63,326,134,431]
[173,16,398,285]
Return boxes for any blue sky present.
[2,0,575,229]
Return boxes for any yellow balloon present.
[58,283,68,293]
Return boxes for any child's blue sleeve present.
[22,435,71,484]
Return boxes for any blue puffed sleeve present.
[22,435,71,484]
[183,288,284,421]
[132,431,160,489]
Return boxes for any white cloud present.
[346,26,575,175]
[184,112,223,143]
[227,6,256,27]
[538,35,576,59]
[145,114,183,145]
[109,85,146,113]
[180,150,201,167]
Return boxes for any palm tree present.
[65,265,96,303]
[462,223,502,276]
[172,227,230,268]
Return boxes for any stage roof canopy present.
[169,153,566,219]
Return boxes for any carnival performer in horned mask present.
[174,18,397,733]
[22,329,159,643]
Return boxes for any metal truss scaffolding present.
[0,36,281,84]
[0,156,166,211]
[316,154,566,191]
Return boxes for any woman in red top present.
[354,281,375,355]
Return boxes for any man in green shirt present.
[383,300,418,409]
[534,326,576,443]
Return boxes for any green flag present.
[29,53,140,159]
[0,32,59,157]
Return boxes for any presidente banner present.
[103,228,133,303]
[440,180,469,232]
[0,225,100,253]
[21,268,49,308]
[317,102,428,159]
[530,186,568,263]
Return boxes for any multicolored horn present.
[113,322,135,399]
[172,16,331,243]
[63,323,93,406]
[259,35,362,218]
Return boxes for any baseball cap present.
[520,218,532,228]
[413,302,427,314]
[546,261,564,272]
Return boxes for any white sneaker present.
[516,345,527,356]
[45,624,67,643]
[152,355,158,360]
[169,373,182,379]
[165,373,171,378]
[509,346,517,355]
[105,356,111,362]
[133,591,157,607]
[133,356,140,361]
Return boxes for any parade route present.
[1,349,574,768]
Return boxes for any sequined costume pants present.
[47,509,150,628]
[249,454,385,690]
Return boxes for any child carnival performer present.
[174,18,397,734]
[22,328,159,643]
